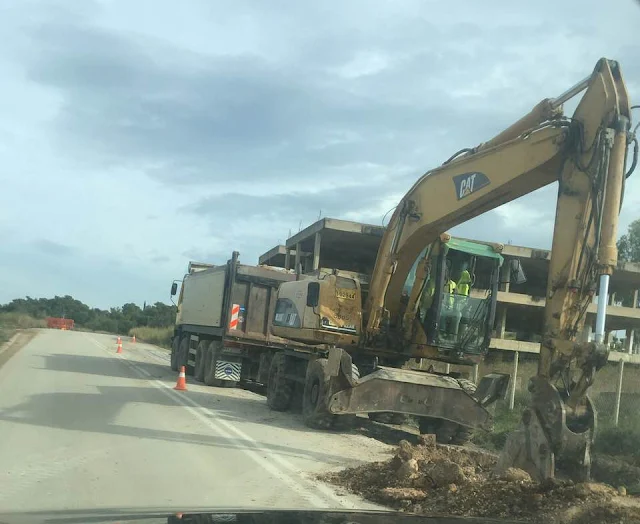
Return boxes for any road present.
[0,329,392,513]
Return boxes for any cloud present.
[33,239,75,257]
[1,0,640,307]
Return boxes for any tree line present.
[0,295,176,335]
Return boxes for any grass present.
[128,325,173,349]
[0,312,46,345]
[471,391,531,451]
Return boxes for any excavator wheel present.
[450,379,478,445]
[267,352,294,411]
[418,378,478,444]
[333,363,360,430]
[302,358,336,429]
[302,359,360,430]
[194,340,208,382]
[170,336,179,372]
[368,412,406,425]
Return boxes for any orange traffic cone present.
[132,335,136,343]
[174,366,187,391]
[116,341,123,354]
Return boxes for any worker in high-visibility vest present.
[452,262,472,337]
[457,268,472,297]
[440,267,458,336]
[444,277,456,307]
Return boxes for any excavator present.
[272,58,635,480]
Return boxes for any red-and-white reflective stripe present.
[229,304,240,330]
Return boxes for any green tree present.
[0,295,176,335]
[617,218,640,263]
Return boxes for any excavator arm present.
[363,58,631,479]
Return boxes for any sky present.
[1,0,639,309]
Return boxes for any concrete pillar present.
[605,329,613,347]
[500,258,511,292]
[472,364,479,384]
[633,289,639,308]
[284,248,291,270]
[626,329,635,355]
[313,232,321,271]
[496,306,507,339]
[509,351,519,411]
[294,243,301,274]
[444,363,451,374]
[581,321,594,343]
[610,292,617,306]
[614,360,625,427]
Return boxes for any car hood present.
[0,507,521,524]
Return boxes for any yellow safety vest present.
[444,280,456,307]
[457,270,471,297]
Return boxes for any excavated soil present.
[322,436,640,523]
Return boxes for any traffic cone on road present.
[174,366,187,391]
[116,341,123,354]
[132,335,136,343]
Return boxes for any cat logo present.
[453,172,490,200]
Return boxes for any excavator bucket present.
[496,377,596,482]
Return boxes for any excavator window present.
[418,245,501,356]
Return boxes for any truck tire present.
[194,340,208,382]
[170,337,179,372]
[302,358,335,429]
[204,340,224,387]
[177,337,189,372]
[267,352,294,411]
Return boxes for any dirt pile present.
[323,436,640,523]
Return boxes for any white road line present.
[84,334,349,509]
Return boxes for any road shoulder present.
[0,329,38,370]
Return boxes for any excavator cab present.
[409,238,503,359]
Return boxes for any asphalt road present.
[0,329,391,513]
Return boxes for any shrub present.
[129,326,173,349]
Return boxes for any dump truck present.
[170,252,313,386]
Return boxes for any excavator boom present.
[362,58,631,479]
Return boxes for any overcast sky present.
[1,0,639,308]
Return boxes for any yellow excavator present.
[272,58,634,480]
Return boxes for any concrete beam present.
[489,337,640,364]
[479,290,640,322]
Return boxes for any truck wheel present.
[170,337,179,372]
[204,340,224,387]
[267,352,294,411]
[302,358,336,429]
[194,340,208,382]
[177,337,189,371]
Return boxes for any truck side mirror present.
[509,259,527,285]
[170,282,178,296]
[306,282,320,308]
